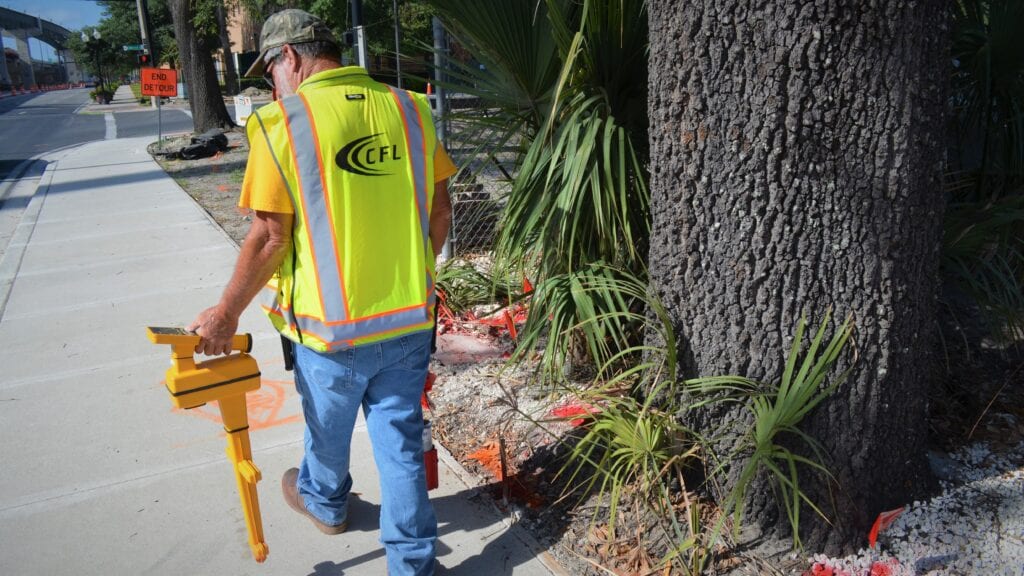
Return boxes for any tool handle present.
[232,333,253,353]
[146,327,252,353]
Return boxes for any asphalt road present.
[0,88,196,182]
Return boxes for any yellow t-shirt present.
[239,130,458,214]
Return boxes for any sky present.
[0,0,105,61]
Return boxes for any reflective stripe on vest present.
[259,87,434,349]
[388,87,430,257]
[261,286,431,347]
[280,94,348,322]
[387,86,437,304]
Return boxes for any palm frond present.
[687,313,855,549]
[942,193,1024,345]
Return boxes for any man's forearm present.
[430,181,452,258]
[219,232,290,318]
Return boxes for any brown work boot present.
[281,468,348,535]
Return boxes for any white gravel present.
[806,437,1024,575]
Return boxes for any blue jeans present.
[293,330,437,576]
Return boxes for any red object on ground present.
[550,403,601,426]
[422,372,438,490]
[468,441,505,480]
[424,448,439,490]
[423,371,435,393]
[503,309,518,342]
[809,564,834,576]
[868,506,906,548]
[869,560,897,576]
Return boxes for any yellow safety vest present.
[247,67,436,352]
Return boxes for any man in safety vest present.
[187,9,454,575]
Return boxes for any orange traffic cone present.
[426,82,432,95]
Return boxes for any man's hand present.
[185,210,292,355]
[187,305,239,356]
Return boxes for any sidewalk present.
[0,137,563,576]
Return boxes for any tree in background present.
[168,0,234,131]
[236,0,434,83]
[68,1,172,85]
[97,0,173,69]
[69,0,230,131]
[215,2,240,94]
[647,0,948,552]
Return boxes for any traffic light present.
[138,52,151,66]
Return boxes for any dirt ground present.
[151,129,1024,576]
[151,130,253,246]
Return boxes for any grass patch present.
[130,82,150,105]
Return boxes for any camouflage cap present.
[244,9,338,78]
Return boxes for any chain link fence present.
[435,96,517,258]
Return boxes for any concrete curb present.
[0,141,94,320]
[0,157,41,207]
[0,162,54,321]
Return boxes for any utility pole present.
[392,0,401,88]
[136,0,157,62]
[431,16,450,260]
[431,17,446,142]
[350,0,367,69]
[136,0,158,107]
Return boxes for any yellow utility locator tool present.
[146,326,269,563]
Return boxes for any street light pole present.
[82,29,106,96]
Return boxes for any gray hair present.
[263,46,283,64]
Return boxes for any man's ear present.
[282,44,301,71]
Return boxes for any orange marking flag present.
[868,506,905,548]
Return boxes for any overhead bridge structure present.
[0,7,75,89]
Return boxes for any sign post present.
[140,68,178,150]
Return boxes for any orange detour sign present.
[141,67,178,97]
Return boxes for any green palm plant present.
[689,312,855,549]
[951,0,1024,200]
[502,0,650,381]
[550,273,853,565]
[941,194,1024,344]
[550,269,715,573]
[427,0,650,383]
[942,0,1024,351]
[435,259,520,315]
[425,0,564,169]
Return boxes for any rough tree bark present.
[168,0,234,133]
[647,1,948,552]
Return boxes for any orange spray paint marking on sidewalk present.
[171,378,302,431]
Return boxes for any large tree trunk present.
[647,1,948,553]
[168,0,234,133]
[216,2,239,95]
